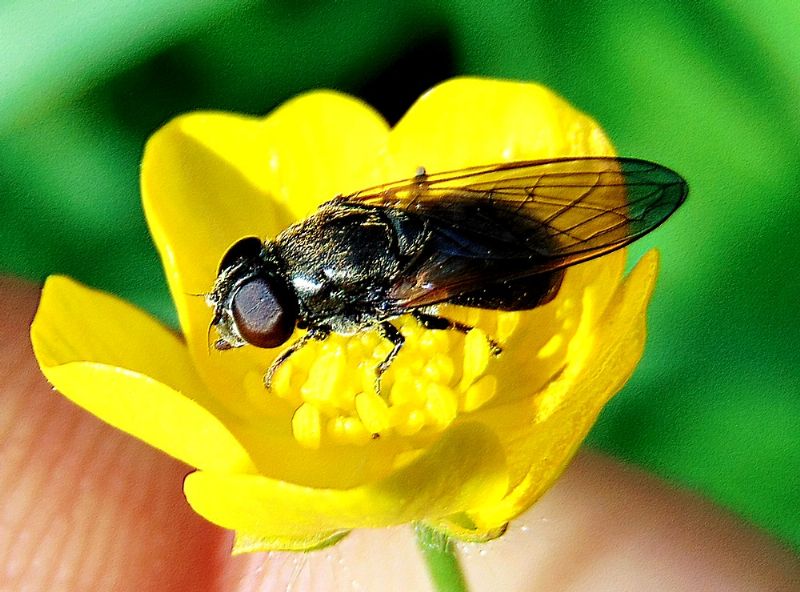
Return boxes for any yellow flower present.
[30,78,659,553]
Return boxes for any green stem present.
[414,523,470,592]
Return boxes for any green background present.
[2,1,798,549]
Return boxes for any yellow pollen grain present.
[355,391,390,434]
[425,383,458,428]
[537,334,563,359]
[460,328,491,389]
[417,329,450,353]
[463,308,482,326]
[345,338,363,355]
[390,374,427,407]
[422,353,455,383]
[400,320,422,339]
[462,374,498,412]
[358,362,378,395]
[300,349,346,410]
[408,357,425,374]
[360,330,380,347]
[327,415,370,445]
[319,338,339,354]
[390,405,426,436]
[269,359,303,403]
[292,402,322,449]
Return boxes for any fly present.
[207,157,687,390]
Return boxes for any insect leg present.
[412,311,503,355]
[375,322,405,392]
[264,329,329,389]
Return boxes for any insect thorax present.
[274,204,425,331]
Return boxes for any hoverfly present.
[208,157,687,389]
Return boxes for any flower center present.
[264,310,520,448]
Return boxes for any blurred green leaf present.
[0,0,259,131]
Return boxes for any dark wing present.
[340,157,687,308]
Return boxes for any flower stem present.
[414,523,469,592]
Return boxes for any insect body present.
[208,157,687,389]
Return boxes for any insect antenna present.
[182,289,216,356]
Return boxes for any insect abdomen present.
[447,269,564,310]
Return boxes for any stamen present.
[327,415,370,445]
[424,383,458,428]
[421,353,455,383]
[292,402,322,449]
[355,392,391,434]
[462,374,498,412]
[281,315,507,447]
[300,349,345,411]
[460,328,491,389]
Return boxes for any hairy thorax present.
[274,204,424,333]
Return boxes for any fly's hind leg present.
[375,321,405,393]
[264,329,329,389]
[412,310,503,355]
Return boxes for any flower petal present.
[434,251,660,539]
[387,76,615,177]
[30,276,254,473]
[257,90,391,216]
[184,422,508,550]
[483,252,627,407]
[141,92,390,403]
[232,530,348,554]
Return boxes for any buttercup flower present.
[31,78,659,553]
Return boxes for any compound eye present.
[218,237,264,274]
[230,276,296,348]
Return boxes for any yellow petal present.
[30,276,254,473]
[257,90,391,216]
[232,530,349,554]
[387,76,615,177]
[184,422,508,550]
[435,251,660,539]
[488,252,627,406]
[141,92,390,402]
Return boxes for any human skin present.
[1,277,798,591]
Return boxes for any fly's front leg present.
[412,310,502,355]
[264,329,328,389]
[375,321,405,393]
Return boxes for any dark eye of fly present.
[231,276,297,348]
[218,236,264,274]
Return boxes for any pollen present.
[355,391,391,433]
[272,311,510,449]
[292,402,322,448]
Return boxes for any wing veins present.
[339,158,686,299]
